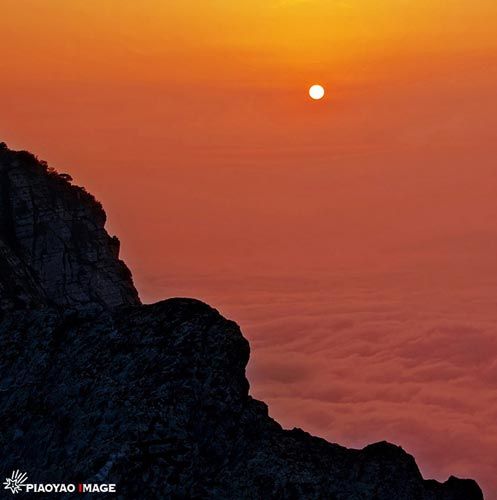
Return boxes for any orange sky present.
[2,1,497,497]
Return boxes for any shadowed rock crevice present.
[0,144,483,499]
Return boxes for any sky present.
[2,0,497,496]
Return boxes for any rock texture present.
[0,144,483,499]
[0,143,139,312]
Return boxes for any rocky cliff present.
[0,143,139,312]
[0,144,483,499]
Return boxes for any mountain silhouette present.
[0,143,483,499]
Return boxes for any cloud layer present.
[141,269,497,497]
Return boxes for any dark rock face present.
[0,144,483,499]
[0,143,139,312]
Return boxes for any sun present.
[309,85,325,100]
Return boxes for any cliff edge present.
[0,144,483,499]
[0,143,139,312]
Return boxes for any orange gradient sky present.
[2,1,497,497]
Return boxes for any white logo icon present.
[3,470,28,494]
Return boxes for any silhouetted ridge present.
[0,143,482,499]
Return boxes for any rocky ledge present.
[0,144,483,499]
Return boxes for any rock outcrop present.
[0,144,483,499]
[0,143,139,312]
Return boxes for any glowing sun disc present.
[309,85,325,100]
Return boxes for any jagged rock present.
[0,144,483,499]
[0,143,139,312]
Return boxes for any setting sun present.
[309,85,325,100]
